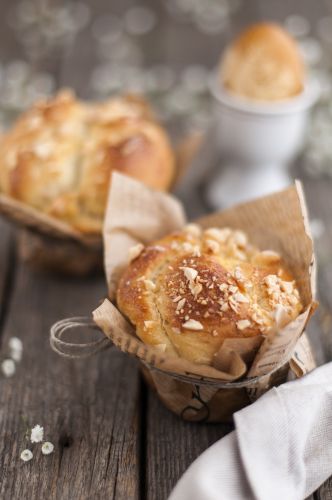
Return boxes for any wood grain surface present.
[0,257,142,499]
[0,176,331,500]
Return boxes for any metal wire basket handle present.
[50,316,113,358]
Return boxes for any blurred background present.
[0,0,332,215]
[0,0,331,163]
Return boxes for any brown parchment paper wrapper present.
[0,193,102,275]
[93,172,316,422]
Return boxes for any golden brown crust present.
[220,22,305,101]
[0,90,175,233]
[117,225,303,365]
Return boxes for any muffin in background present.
[0,90,175,234]
[220,22,305,102]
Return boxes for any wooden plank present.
[301,177,332,365]
[0,261,141,499]
[0,0,23,325]
[145,388,231,499]
[0,221,14,320]
[0,2,142,497]
[0,0,26,62]
[306,181,332,498]
[315,478,332,500]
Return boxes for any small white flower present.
[8,337,23,352]
[41,442,54,455]
[10,350,22,363]
[30,425,44,443]
[20,449,33,462]
[8,337,23,362]
[1,359,15,377]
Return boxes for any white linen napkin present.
[169,363,332,500]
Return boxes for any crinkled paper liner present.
[89,172,317,422]
[0,193,102,275]
[0,193,100,245]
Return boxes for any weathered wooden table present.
[0,174,331,500]
[0,0,332,498]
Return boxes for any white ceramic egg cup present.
[206,77,319,209]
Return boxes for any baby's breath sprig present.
[30,425,44,443]
[1,337,23,378]
[20,449,33,462]
[20,424,54,462]
[41,442,54,455]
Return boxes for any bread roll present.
[0,90,175,233]
[220,22,305,101]
[117,224,302,365]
